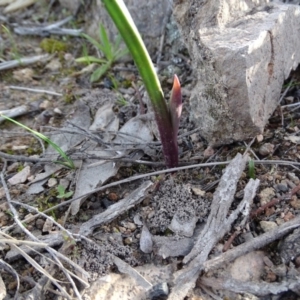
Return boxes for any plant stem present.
[101,0,178,167]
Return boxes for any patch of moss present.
[40,38,68,54]
[36,190,59,219]
[64,92,76,104]
[17,164,24,172]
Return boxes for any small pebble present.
[39,100,51,110]
[260,221,277,232]
[258,143,274,156]
[276,183,288,192]
[287,172,300,184]
[108,192,118,201]
[290,195,300,209]
[24,213,35,224]
[272,264,287,277]
[124,237,132,245]
[283,211,294,221]
[259,187,275,206]
[147,211,155,219]
[122,222,137,231]
[191,186,205,196]
[53,107,62,115]
[0,211,10,226]
[35,218,45,230]
[47,178,57,188]
[256,134,264,142]
[118,226,126,233]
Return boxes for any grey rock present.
[173,0,300,145]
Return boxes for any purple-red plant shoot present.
[169,74,182,141]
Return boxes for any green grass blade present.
[99,24,113,60]
[90,62,111,82]
[76,56,106,64]
[0,115,75,169]
[248,159,255,179]
[114,47,129,61]
[81,33,103,51]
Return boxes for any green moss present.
[40,38,68,54]
[64,93,76,104]
[17,164,24,172]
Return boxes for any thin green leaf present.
[76,56,106,64]
[90,62,111,82]
[99,24,113,60]
[81,33,103,51]
[56,185,65,196]
[113,34,123,50]
[114,47,129,61]
[248,159,255,179]
[0,115,75,169]
[63,191,74,198]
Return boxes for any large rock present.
[174,0,300,145]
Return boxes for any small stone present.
[118,226,126,233]
[39,100,51,110]
[190,133,199,142]
[287,172,300,184]
[42,218,53,233]
[272,264,287,277]
[276,183,288,192]
[124,237,132,245]
[133,214,143,226]
[256,134,264,142]
[147,211,155,219]
[0,212,10,226]
[13,68,34,82]
[8,166,31,185]
[258,143,274,156]
[7,162,19,173]
[0,202,9,211]
[24,213,35,224]
[290,195,300,209]
[260,221,277,232]
[203,146,214,158]
[191,186,205,196]
[265,270,277,282]
[283,211,294,222]
[45,58,62,71]
[140,224,153,253]
[276,218,285,226]
[48,178,57,187]
[122,222,137,231]
[35,218,45,230]
[53,107,62,115]
[259,187,275,206]
[230,251,265,282]
[108,192,118,201]
[148,282,169,299]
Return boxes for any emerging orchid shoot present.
[101,0,182,168]
[169,74,182,142]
